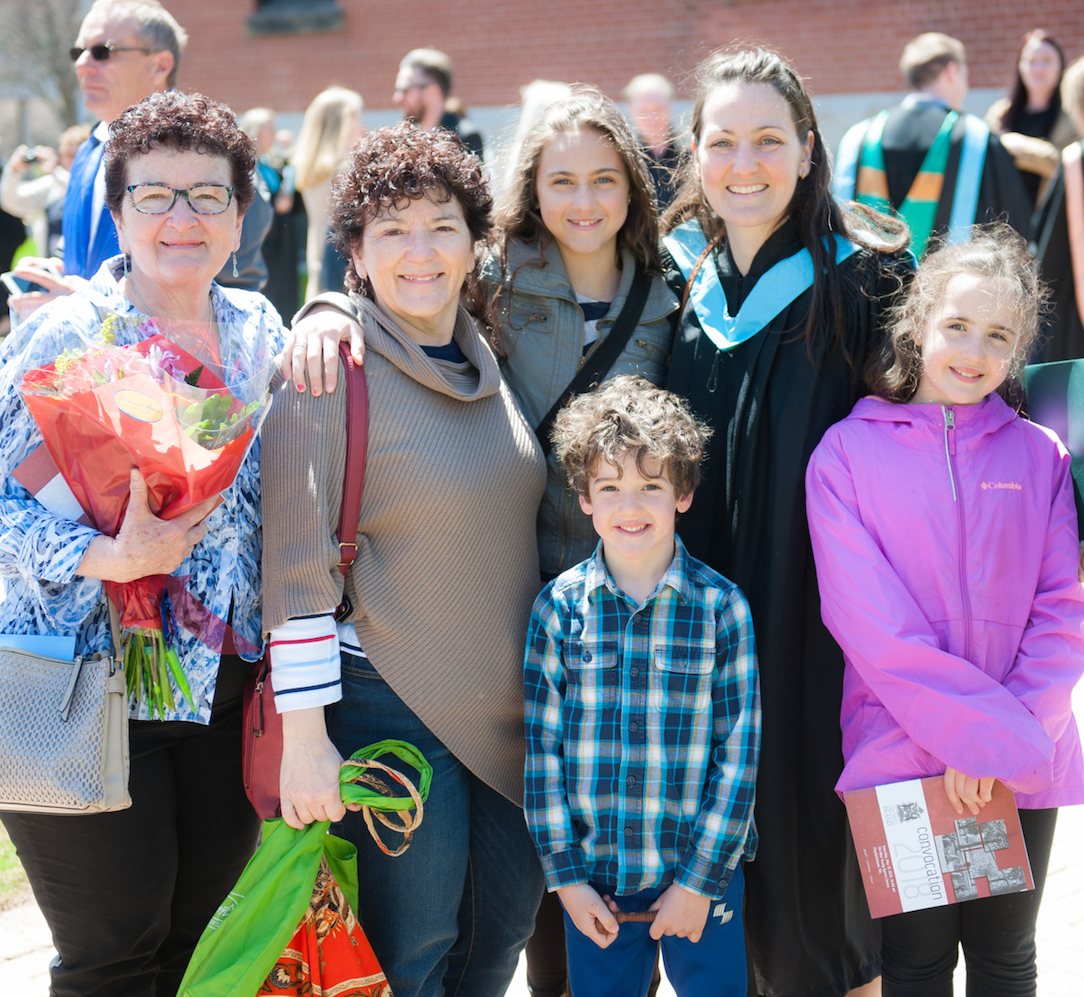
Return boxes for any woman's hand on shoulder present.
[279,304,364,396]
[943,766,996,816]
[280,706,351,829]
[77,469,218,583]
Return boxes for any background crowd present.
[2,8,1082,345]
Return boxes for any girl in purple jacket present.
[806,226,1084,996]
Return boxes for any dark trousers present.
[1,655,260,997]
[881,807,1057,997]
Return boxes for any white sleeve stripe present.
[269,615,340,711]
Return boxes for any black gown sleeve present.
[1033,166,1084,361]
[978,136,1035,241]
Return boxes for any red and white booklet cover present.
[843,776,1032,919]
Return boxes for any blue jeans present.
[563,865,747,997]
[327,651,545,997]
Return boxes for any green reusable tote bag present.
[177,739,431,997]
[177,818,358,997]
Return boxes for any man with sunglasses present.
[393,48,485,160]
[14,0,270,306]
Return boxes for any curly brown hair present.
[552,374,712,500]
[866,224,1046,407]
[104,90,256,216]
[329,121,492,301]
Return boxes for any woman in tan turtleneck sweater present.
[260,123,546,997]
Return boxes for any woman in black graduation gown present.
[660,48,910,997]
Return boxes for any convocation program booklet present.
[843,776,1033,919]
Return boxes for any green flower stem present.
[123,628,194,719]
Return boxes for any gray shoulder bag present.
[0,625,131,814]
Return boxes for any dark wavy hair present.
[494,86,660,273]
[488,86,661,355]
[999,30,1066,133]
[329,121,492,305]
[662,46,907,354]
[866,225,1045,409]
[104,90,256,215]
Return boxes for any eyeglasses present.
[69,42,152,62]
[126,184,235,215]
[394,81,436,95]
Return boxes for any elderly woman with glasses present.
[0,90,285,997]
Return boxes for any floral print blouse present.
[0,257,285,723]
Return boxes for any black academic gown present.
[666,220,911,997]
[1034,163,1084,361]
[877,99,1033,242]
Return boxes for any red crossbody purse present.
[242,342,369,820]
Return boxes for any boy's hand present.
[648,883,711,942]
[557,883,620,949]
[944,767,995,816]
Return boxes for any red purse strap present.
[336,341,369,599]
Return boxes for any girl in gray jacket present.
[482,87,679,583]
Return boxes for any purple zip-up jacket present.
[806,393,1084,809]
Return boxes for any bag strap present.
[669,226,725,358]
[535,267,652,457]
[335,341,369,620]
[107,599,122,657]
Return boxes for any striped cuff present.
[269,613,342,712]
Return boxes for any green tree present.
[0,0,84,128]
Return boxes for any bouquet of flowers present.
[18,310,273,717]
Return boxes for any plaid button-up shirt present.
[524,537,760,898]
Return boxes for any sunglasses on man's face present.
[69,42,152,62]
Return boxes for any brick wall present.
[167,0,1084,113]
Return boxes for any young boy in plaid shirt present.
[523,375,760,997]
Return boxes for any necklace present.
[127,273,214,325]
[126,273,220,365]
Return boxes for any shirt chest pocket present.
[651,639,714,714]
[506,308,551,339]
[564,638,619,712]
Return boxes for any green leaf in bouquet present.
[165,647,196,714]
[176,391,266,449]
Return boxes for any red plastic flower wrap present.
[18,311,273,716]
